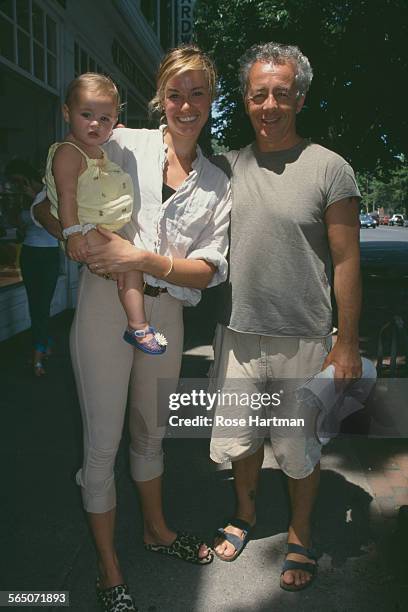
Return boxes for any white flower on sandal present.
[154,332,168,347]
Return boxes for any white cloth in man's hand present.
[295,358,377,445]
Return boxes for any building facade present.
[0,0,195,341]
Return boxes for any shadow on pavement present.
[2,277,408,609]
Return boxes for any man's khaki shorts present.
[209,325,332,479]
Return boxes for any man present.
[210,42,362,591]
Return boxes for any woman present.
[35,45,230,612]
[5,159,60,376]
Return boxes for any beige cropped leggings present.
[70,268,184,513]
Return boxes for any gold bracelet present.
[163,255,174,278]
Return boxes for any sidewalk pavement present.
[1,310,408,612]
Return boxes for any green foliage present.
[194,0,408,170]
[357,162,408,214]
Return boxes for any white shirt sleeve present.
[30,188,47,227]
[186,183,231,288]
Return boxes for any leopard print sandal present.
[96,579,137,611]
[144,531,214,565]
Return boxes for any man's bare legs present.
[214,447,320,585]
[282,463,320,588]
[214,445,263,560]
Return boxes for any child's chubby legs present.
[119,273,168,355]
[117,269,147,331]
[86,230,145,322]
[85,230,167,355]
[120,273,168,354]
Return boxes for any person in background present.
[5,159,60,376]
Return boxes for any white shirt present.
[33,126,231,306]
[105,127,231,305]
[22,193,58,247]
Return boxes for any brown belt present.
[143,283,168,297]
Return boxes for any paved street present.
[360,225,408,243]
[2,230,408,612]
[360,226,408,274]
[358,226,408,360]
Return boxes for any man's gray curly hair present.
[239,42,313,98]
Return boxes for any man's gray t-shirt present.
[214,140,361,337]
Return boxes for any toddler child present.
[45,73,167,354]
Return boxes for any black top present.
[162,183,176,202]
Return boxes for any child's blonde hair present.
[65,73,121,113]
[149,45,217,116]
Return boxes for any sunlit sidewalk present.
[1,312,407,611]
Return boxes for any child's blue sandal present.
[123,326,167,355]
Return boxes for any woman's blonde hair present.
[65,73,122,113]
[149,45,217,117]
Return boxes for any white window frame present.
[73,40,128,125]
[0,0,59,94]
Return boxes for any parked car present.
[359,213,377,228]
[379,215,390,225]
[369,212,380,225]
[389,214,406,227]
